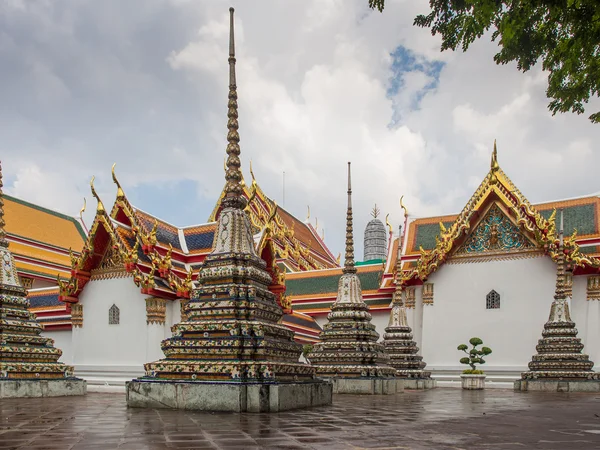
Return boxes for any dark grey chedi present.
[516,211,599,392]
[0,161,86,398]
[307,163,397,393]
[126,8,331,412]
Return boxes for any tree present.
[457,337,492,373]
[368,0,600,123]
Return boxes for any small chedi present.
[516,210,600,392]
[382,281,434,389]
[126,8,332,412]
[307,163,398,394]
[0,161,86,398]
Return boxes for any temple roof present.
[4,195,86,280]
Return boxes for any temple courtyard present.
[0,390,598,449]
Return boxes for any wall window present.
[109,304,120,325]
[486,290,500,309]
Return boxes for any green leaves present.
[469,337,483,346]
[370,0,600,123]
[457,337,492,372]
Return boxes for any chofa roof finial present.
[491,139,499,172]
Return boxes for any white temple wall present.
[45,329,73,364]
[573,276,600,370]
[71,277,152,385]
[420,256,557,381]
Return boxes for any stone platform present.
[0,378,87,398]
[514,379,600,392]
[126,379,332,412]
[331,378,400,395]
[402,378,436,390]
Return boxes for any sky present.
[1,0,599,261]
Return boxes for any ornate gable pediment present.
[90,244,128,280]
[452,203,538,260]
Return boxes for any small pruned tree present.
[302,344,314,363]
[458,337,492,374]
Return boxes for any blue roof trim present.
[185,231,215,251]
[29,293,62,307]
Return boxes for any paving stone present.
[0,390,599,448]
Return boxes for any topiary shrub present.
[302,344,314,363]
[457,337,492,374]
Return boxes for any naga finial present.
[249,159,256,182]
[221,7,245,210]
[111,163,125,200]
[400,195,408,218]
[0,160,7,246]
[371,204,380,219]
[385,213,392,234]
[306,205,310,221]
[343,161,356,274]
[90,176,105,213]
[79,198,86,222]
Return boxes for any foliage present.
[458,337,492,373]
[302,344,314,359]
[368,0,600,123]
[461,369,485,375]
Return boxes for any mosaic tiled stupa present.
[515,211,600,392]
[126,8,332,412]
[382,279,434,389]
[0,161,86,398]
[307,163,398,394]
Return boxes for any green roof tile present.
[539,204,597,236]
[413,222,453,251]
[287,270,383,296]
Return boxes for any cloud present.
[1,0,599,261]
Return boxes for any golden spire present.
[221,7,245,210]
[0,160,7,247]
[491,139,499,171]
[371,204,380,219]
[344,162,356,274]
[112,163,125,200]
[490,139,499,184]
[90,176,105,213]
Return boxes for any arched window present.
[486,290,500,309]
[109,304,120,325]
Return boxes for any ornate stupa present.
[0,161,86,398]
[126,8,332,412]
[516,210,600,392]
[364,205,387,262]
[382,277,434,389]
[308,163,398,394]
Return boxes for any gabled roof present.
[4,194,86,280]
[210,167,339,271]
[397,144,600,285]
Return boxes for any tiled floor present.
[1,389,600,449]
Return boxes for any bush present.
[457,337,492,374]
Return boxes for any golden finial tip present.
[491,139,499,171]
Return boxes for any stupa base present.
[401,378,436,390]
[126,379,333,412]
[514,379,600,392]
[0,378,87,398]
[329,377,401,395]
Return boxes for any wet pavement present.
[1,389,600,449]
